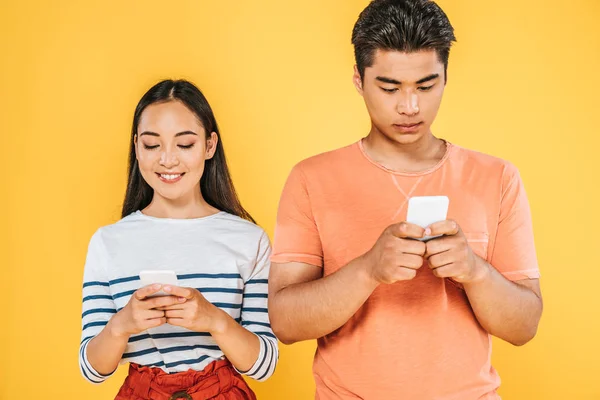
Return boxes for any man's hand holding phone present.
[361,195,487,285]
[362,222,428,284]
[424,220,489,284]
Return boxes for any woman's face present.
[135,100,217,202]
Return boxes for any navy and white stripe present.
[79,211,278,383]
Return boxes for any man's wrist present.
[464,255,492,286]
[355,253,381,290]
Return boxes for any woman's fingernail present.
[164,286,171,292]
[153,284,161,289]
[424,228,431,236]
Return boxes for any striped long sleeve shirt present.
[79,211,278,383]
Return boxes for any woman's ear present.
[205,132,219,160]
[134,134,139,159]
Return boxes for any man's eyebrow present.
[376,76,401,85]
[416,74,440,84]
[375,73,440,85]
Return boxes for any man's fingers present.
[389,222,426,239]
[427,220,460,237]
[431,264,466,281]
[428,251,453,269]
[401,239,427,256]
[134,284,162,300]
[391,267,418,281]
[425,237,453,257]
[431,265,455,279]
[397,253,424,269]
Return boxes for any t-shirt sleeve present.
[489,164,540,281]
[236,231,278,382]
[79,229,118,383]
[271,164,323,267]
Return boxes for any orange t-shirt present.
[271,140,540,400]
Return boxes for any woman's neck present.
[142,188,220,219]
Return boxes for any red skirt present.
[115,359,257,400]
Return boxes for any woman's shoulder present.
[88,211,270,252]
[212,213,268,242]
[87,212,147,243]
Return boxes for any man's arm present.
[269,259,377,344]
[426,220,543,346]
[463,259,542,346]
[269,222,427,344]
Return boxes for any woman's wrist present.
[106,312,131,340]
[209,307,233,336]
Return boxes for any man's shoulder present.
[451,144,519,177]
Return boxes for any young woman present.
[79,80,277,399]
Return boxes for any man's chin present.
[385,131,424,145]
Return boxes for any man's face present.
[354,49,446,145]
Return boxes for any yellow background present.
[2,0,599,398]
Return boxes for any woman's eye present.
[143,144,159,150]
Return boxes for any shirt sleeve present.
[236,231,279,382]
[79,230,118,383]
[271,163,323,267]
[489,164,540,281]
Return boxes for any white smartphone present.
[139,270,179,297]
[406,196,450,241]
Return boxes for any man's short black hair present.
[352,0,456,81]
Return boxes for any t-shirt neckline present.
[357,138,453,177]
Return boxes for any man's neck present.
[362,130,447,173]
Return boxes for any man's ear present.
[353,65,364,95]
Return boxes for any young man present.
[268,0,543,399]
